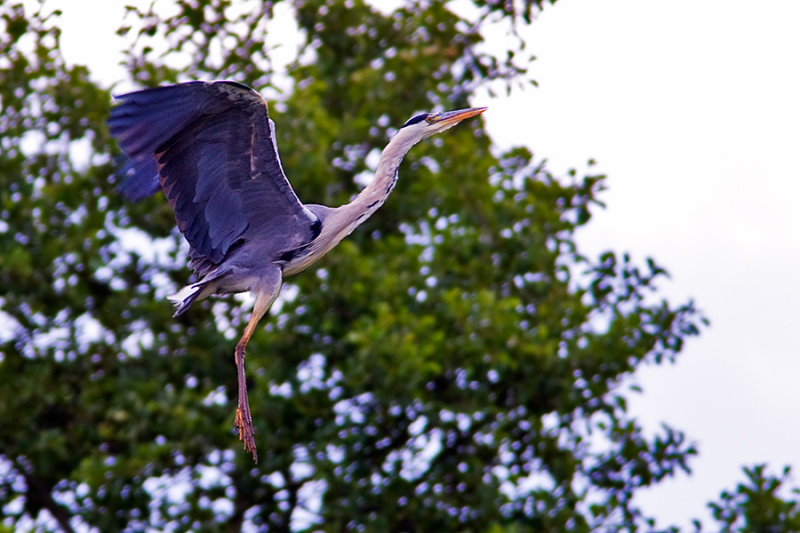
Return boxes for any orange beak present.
[431,107,487,127]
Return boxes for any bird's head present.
[398,107,487,139]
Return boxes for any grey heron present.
[108,80,486,461]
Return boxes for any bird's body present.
[108,80,485,461]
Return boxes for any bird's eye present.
[401,114,429,128]
[425,115,436,124]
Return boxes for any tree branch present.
[21,471,76,533]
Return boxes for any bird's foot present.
[235,406,258,463]
[233,341,258,463]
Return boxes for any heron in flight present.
[108,81,485,461]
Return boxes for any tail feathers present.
[168,283,205,317]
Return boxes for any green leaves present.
[0,1,762,532]
[706,465,800,532]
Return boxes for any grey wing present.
[107,81,319,277]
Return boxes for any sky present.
[482,1,800,527]
[48,0,800,528]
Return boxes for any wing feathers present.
[108,81,319,277]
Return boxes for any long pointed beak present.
[431,107,487,127]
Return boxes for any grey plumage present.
[109,81,318,281]
[108,80,486,461]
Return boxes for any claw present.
[235,406,258,462]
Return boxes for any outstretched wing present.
[107,81,319,277]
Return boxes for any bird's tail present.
[167,283,205,317]
[167,268,231,316]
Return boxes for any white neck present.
[310,128,424,255]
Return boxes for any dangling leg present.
[234,270,281,463]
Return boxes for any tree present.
[704,465,800,533]
[0,0,712,531]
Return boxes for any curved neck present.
[313,129,423,252]
[344,131,421,221]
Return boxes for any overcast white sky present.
[50,0,800,528]
[485,1,800,527]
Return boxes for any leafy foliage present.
[704,465,800,533]
[5,0,782,531]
